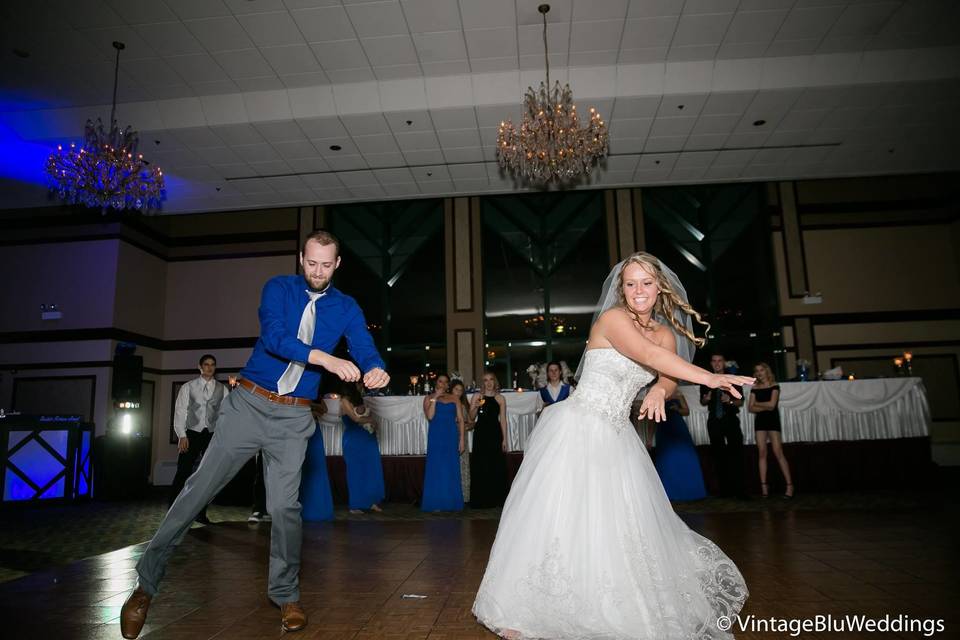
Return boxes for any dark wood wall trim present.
[0,328,258,352]
[780,309,960,323]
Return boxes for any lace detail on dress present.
[566,349,655,431]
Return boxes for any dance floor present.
[2,500,958,640]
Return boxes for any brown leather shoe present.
[280,601,308,632]
[120,586,152,639]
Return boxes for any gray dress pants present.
[136,386,315,604]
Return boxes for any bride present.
[472,252,753,639]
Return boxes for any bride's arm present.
[639,330,678,422]
[599,309,753,396]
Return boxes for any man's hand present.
[363,367,390,389]
[312,351,361,381]
[177,436,189,453]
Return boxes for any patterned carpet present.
[0,487,947,586]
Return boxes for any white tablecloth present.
[675,377,931,446]
[316,391,543,455]
[315,379,929,454]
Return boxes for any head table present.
[316,391,543,455]
[314,377,929,456]
[675,377,930,445]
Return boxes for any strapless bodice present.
[567,348,655,427]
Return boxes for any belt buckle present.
[268,391,280,402]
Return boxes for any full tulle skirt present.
[472,400,747,639]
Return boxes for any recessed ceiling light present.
[654,160,660,165]
[753,119,766,126]
[329,144,342,151]
[887,148,895,154]
[405,120,413,126]
[154,139,160,145]
[12,49,29,58]
[677,104,685,110]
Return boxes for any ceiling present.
[1,0,959,214]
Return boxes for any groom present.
[120,230,389,638]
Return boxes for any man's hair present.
[199,354,216,366]
[301,229,340,256]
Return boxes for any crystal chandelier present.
[497,4,608,184]
[46,41,164,212]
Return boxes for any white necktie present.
[277,290,324,396]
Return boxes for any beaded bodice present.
[568,348,655,426]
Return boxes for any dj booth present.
[0,413,94,503]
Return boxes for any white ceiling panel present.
[345,1,409,38]
[401,0,462,33]
[292,6,356,42]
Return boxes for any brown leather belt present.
[238,378,312,407]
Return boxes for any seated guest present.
[653,389,707,501]
[340,381,385,513]
[421,382,464,511]
[300,398,334,521]
[749,362,794,499]
[538,361,572,406]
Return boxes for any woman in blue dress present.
[653,389,707,501]
[300,399,334,521]
[421,385,464,512]
[340,381,385,513]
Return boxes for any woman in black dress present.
[748,362,794,498]
[468,371,508,507]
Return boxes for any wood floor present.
[2,502,958,639]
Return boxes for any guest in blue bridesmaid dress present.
[300,399,334,521]
[538,361,571,407]
[653,389,707,501]
[340,381,385,514]
[421,384,465,512]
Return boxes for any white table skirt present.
[315,379,929,454]
[316,391,543,456]
[674,377,931,446]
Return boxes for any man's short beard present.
[305,273,329,291]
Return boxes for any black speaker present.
[112,354,143,401]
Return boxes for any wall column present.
[605,188,645,266]
[444,197,485,386]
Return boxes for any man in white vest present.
[168,353,229,524]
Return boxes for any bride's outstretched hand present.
[638,387,667,422]
[707,374,755,398]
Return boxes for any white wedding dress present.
[473,348,748,639]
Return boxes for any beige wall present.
[772,175,960,465]
[774,225,960,317]
[163,255,290,340]
[0,240,118,332]
[115,241,167,336]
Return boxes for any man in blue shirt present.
[122,230,389,638]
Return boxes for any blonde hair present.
[616,252,710,348]
[754,362,775,383]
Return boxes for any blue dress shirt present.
[239,275,385,400]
